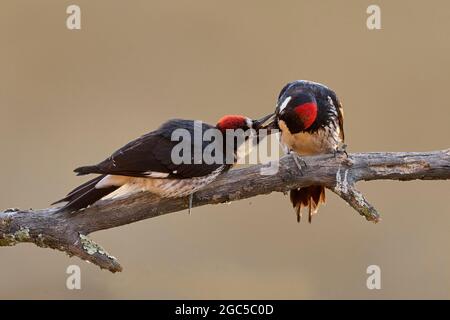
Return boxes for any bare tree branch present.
[1,149,449,272]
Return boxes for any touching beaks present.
[252,113,276,131]
[252,113,277,133]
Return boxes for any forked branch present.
[1,149,449,272]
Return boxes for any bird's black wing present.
[74,119,227,179]
[336,98,345,141]
[305,81,345,141]
[327,92,345,141]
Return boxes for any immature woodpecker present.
[53,114,273,213]
[267,80,345,222]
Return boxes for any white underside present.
[96,167,224,200]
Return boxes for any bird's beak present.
[252,113,277,133]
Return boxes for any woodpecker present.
[267,80,345,222]
[53,114,273,213]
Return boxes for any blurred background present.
[1,0,449,299]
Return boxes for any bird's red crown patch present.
[216,115,247,130]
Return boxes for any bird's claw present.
[291,152,307,175]
[188,193,194,215]
[334,143,348,158]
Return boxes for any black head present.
[276,91,318,134]
[216,114,274,132]
[266,80,337,134]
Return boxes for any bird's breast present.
[278,120,341,155]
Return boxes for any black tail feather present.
[53,175,119,213]
[290,185,326,223]
[51,175,106,205]
[58,186,118,213]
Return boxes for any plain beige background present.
[1,0,449,299]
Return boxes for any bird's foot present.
[291,152,307,175]
[188,193,194,215]
[334,143,348,158]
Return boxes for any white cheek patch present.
[278,96,292,113]
[245,118,253,128]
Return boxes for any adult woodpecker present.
[266,80,345,223]
[53,114,273,213]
